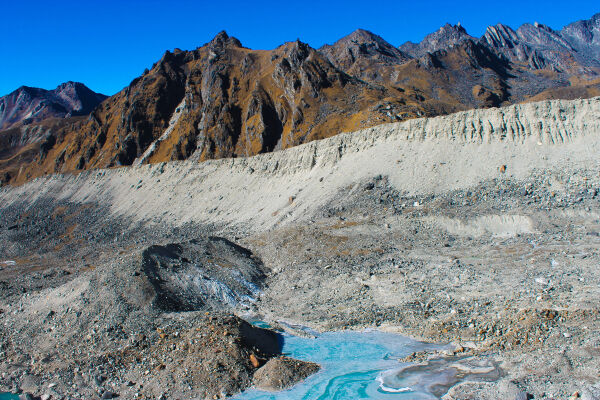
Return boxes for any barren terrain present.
[1,97,599,399]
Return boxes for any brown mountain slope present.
[6,32,434,185]
[4,33,523,185]
[0,117,86,184]
[522,77,600,103]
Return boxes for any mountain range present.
[1,13,599,185]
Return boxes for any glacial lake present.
[234,327,501,400]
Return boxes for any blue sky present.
[1,0,598,96]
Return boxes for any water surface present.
[234,326,502,400]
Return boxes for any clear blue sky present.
[1,0,598,97]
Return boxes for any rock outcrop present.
[253,357,320,391]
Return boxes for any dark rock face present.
[483,23,568,71]
[141,237,267,312]
[0,82,107,130]
[560,13,600,64]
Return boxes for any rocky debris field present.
[0,98,599,399]
[247,169,600,399]
[1,166,598,399]
[0,207,314,399]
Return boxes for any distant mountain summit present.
[399,23,474,58]
[320,29,410,79]
[0,82,107,130]
[561,13,600,62]
[483,14,600,72]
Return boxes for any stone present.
[249,353,260,368]
[514,391,530,400]
[534,277,549,285]
[101,391,116,399]
[253,356,320,391]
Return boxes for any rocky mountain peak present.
[0,82,106,130]
[319,28,409,75]
[344,28,387,44]
[208,30,243,50]
[399,22,474,58]
[321,28,407,58]
[56,81,79,90]
[440,22,467,34]
[482,16,600,71]
[560,13,600,63]
[516,23,573,50]
[563,12,600,34]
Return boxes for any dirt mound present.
[0,234,313,399]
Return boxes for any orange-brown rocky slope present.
[5,32,433,185]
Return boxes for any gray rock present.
[514,391,531,400]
